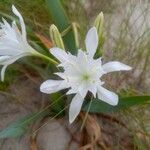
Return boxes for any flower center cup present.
[82,73,90,81]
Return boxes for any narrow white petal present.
[0,53,29,81]
[54,72,66,79]
[40,80,67,94]
[0,44,22,55]
[0,56,10,63]
[77,49,86,60]
[85,27,98,58]
[77,82,88,98]
[97,86,118,106]
[77,49,88,71]
[12,21,24,43]
[66,89,76,95]
[69,93,85,123]
[6,53,29,64]
[50,47,68,63]
[1,65,8,81]
[58,80,70,89]
[66,86,78,95]
[12,5,26,41]
[102,61,132,73]
[89,85,97,98]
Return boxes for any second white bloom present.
[40,27,132,123]
[0,5,38,81]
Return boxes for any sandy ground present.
[0,78,134,149]
[0,78,81,150]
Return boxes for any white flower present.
[0,5,37,81]
[40,27,132,123]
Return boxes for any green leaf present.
[46,0,77,54]
[50,93,65,116]
[83,96,150,113]
[0,110,49,138]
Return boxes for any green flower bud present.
[94,12,105,57]
[49,24,65,49]
[72,23,79,49]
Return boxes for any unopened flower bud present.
[49,24,65,49]
[72,23,79,49]
[94,12,105,57]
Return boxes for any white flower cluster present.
[0,5,37,81]
[40,27,132,123]
[0,6,132,123]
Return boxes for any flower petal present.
[75,81,89,98]
[89,85,97,98]
[54,72,66,79]
[1,65,8,82]
[12,21,25,44]
[12,5,26,41]
[66,87,78,95]
[102,61,132,73]
[50,47,68,63]
[97,86,118,106]
[85,27,98,58]
[0,56,11,64]
[69,93,85,123]
[40,79,67,94]
[0,53,29,81]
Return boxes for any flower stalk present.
[72,22,79,49]
[33,51,58,65]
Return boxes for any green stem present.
[34,51,58,65]
[33,105,68,135]
[80,97,93,131]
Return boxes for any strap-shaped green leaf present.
[0,110,49,138]
[82,96,150,113]
[46,0,77,54]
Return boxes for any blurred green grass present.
[0,0,52,34]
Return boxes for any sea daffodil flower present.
[0,5,38,81]
[40,27,132,123]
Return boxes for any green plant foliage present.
[0,110,49,138]
[0,66,20,90]
[50,93,66,116]
[83,96,150,113]
[46,0,77,54]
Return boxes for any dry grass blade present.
[36,33,53,49]
[30,135,38,150]
[80,113,109,150]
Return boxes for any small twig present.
[30,134,38,150]
[98,140,110,150]
[98,113,127,129]
[32,105,68,135]
[80,97,93,131]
